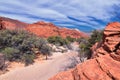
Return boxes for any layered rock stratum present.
[49,22,120,80]
[0,16,87,38]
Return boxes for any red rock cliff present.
[0,16,87,38]
[26,21,87,38]
[0,16,28,30]
[49,22,120,80]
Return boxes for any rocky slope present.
[26,21,87,38]
[0,16,28,30]
[49,22,120,80]
[0,16,87,38]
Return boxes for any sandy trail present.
[0,50,79,80]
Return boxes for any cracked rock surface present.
[49,22,120,80]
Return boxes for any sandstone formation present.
[0,16,28,30]
[26,21,87,38]
[0,16,87,38]
[91,22,120,58]
[26,21,59,38]
[58,28,86,38]
[49,22,120,80]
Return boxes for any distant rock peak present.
[0,16,88,38]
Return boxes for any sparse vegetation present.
[0,30,51,65]
[88,30,103,47]
[47,36,76,46]
[40,44,51,60]
[78,30,103,61]
[47,36,69,46]
[47,36,77,51]
[66,36,76,42]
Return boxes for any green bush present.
[2,47,20,61]
[40,44,52,60]
[79,30,103,60]
[0,30,51,65]
[47,36,69,46]
[21,54,35,66]
[88,30,103,46]
[66,36,76,42]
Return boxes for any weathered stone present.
[91,22,120,57]
[49,22,120,80]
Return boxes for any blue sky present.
[0,0,120,32]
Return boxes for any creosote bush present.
[0,29,51,65]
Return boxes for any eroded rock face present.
[50,54,120,80]
[91,22,120,58]
[49,22,120,80]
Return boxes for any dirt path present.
[0,50,79,80]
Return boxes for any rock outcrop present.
[0,16,28,30]
[91,22,120,58]
[26,21,87,38]
[26,21,59,38]
[0,16,87,38]
[49,22,120,80]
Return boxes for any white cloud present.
[0,0,119,32]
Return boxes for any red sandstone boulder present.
[91,22,120,58]
[49,22,120,80]
[50,54,120,80]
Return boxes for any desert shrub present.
[76,37,88,44]
[2,47,20,61]
[88,30,103,47]
[66,36,76,42]
[79,30,103,61]
[40,44,52,60]
[79,42,88,62]
[0,30,51,65]
[47,36,69,46]
[21,53,35,66]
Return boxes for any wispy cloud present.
[0,0,119,32]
